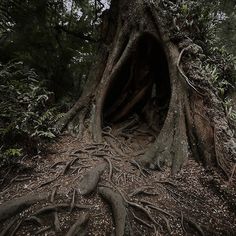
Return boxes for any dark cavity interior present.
[103,34,171,132]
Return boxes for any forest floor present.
[0,118,236,236]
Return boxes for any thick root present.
[136,101,189,174]
[0,192,50,222]
[65,213,90,236]
[55,95,92,133]
[98,186,131,236]
[77,162,107,195]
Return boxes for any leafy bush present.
[0,61,58,166]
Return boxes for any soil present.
[0,118,235,236]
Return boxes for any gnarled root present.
[98,186,131,236]
[55,95,92,134]
[77,162,107,195]
[65,213,90,236]
[0,192,50,222]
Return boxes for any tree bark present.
[56,0,235,176]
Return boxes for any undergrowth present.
[161,0,236,124]
[0,61,61,167]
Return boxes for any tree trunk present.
[56,0,235,176]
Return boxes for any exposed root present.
[98,186,130,236]
[50,186,60,231]
[229,163,236,184]
[33,203,92,216]
[131,210,153,228]
[65,213,90,236]
[130,160,150,177]
[104,136,126,157]
[77,162,107,195]
[181,211,186,235]
[0,192,49,222]
[55,95,92,133]
[162,215,172,235]
[35,226,51,235]
[105,183,159,230]
[53,211,61,232]
[63,159,74,175]
[8,219,22,236]
[50,186,59,202]
[128,186,155,197]
[38,172,61,188]
[102,156,113,182]
[0,218,18,236]
[25,216,43,227]
[11,176,31,183]
[140,200,174,218]
[50,161,65,169]
[70,188,76,212]
[183,216,205,236]
[128,200,158,226]
[154,180,177,187]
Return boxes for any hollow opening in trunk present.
[103,33,171,132]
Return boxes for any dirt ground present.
[0,121,235,235]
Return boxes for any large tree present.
[1,1,236,235]
[57,0,235,176]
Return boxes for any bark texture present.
[57,0,235,176]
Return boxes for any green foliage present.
[0,61,59,165]
[4,148,22,158]
[224,98,236,123]
[203,46,236,96]
[160,1,236,127]
[0,0,109,166]
[161,0,222,42]
[0,0,105,100]
[162,0,236,96]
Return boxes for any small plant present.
[4,148,23,157]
